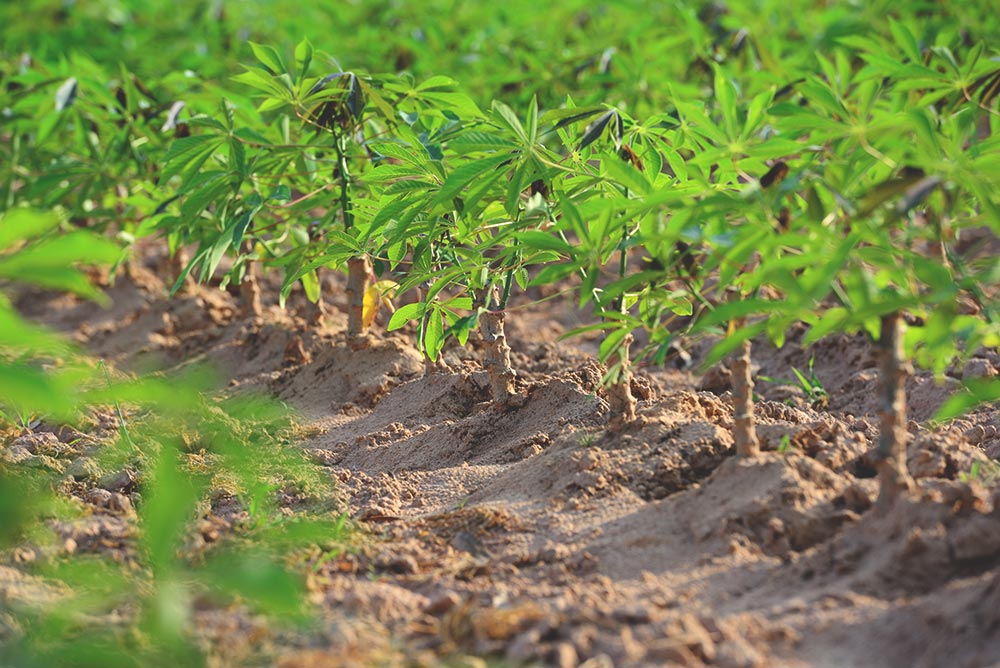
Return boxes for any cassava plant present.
[377,97,564,401]
[159,41,410,341]
[691,32,1000,508]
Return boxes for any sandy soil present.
[6,248,1000,668]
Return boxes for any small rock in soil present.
[962,357,996,380]
[450,530,489,557]
[375,553,420,575]
[553,642,579,668]
[611,604,652,625]
[698,364,732,394]
[1,445,34,465]
[99,469,137,493]
[424,591,461,616]
[67,457,101,481]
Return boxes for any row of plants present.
[5,21,1000,501]
[3,2,1000,663]
[8,0,989,116]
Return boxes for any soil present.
[6,246,1000,668]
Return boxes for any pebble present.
[423,591,460,616]
[98,469,137,493]
[375,553,420,575]
[962,358,996,380]
[611,604,652,625]
[67,457,100,481]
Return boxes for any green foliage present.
[0,210,347,664]
[3,0,1000,661]
[3,1,997,396]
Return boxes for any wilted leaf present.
[362,284,379,328]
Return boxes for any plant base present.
[731,338,760,457]
[346,255,371,346]
[607,333,637,430]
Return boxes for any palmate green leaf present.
[412,90,483,119]
[693,297,778,332]
[294,38,314,83]
[0,308,72,356]
[934,378,1000,422]
[355,77,397,121]
[559,320,620,340]
[229,138,247,178]
[528,262,578,288]
[364,164,427,183]
[232,68,290,100]
[514,230,575,255]
[141,444,206,575]
[417,74,460,91]
[742,88,775,141]
[430,153,512,206]
[702,320,769,368]
[248,42,286,75]
[527,95,539,144]
[0,232,121,302]
[300,269,320,302]
[448,131,520,153]
[888,19,923,64]
[578,109,616,151]
[170,245,208,296]
[383,179,435,196]
[161,135,224,184]
[539,105,606,130]
[712,65,738,138]
[491,100,527,143]
[601,153,651,195]
[0,363,81,422]
[199,550,306,619]
[445,311,479,346]
[387,302,425,331]
[371,198,422,246]
[504,162,526,216]
[673,99,727,145]
[369,141,429,167]
[423,307,445,362]
[0,208,61,250]
[598,327,631,365]
[200,215,245,283]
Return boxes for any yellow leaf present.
[362,285,379,328]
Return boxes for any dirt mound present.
[9,253,1000,668]
[273,335,425,418]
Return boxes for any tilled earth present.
[5,252,1000,668]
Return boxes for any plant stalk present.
[336,132,370,343]
[874,311,914,513]
[345,255,371,344]
[478,285,516,403]
[168,246,194,295]
[239,241,262,318]
[607,229,637,429]
[731,334,760,456]
[607,332,637,429]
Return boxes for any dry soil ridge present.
[9,257,1000,668]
